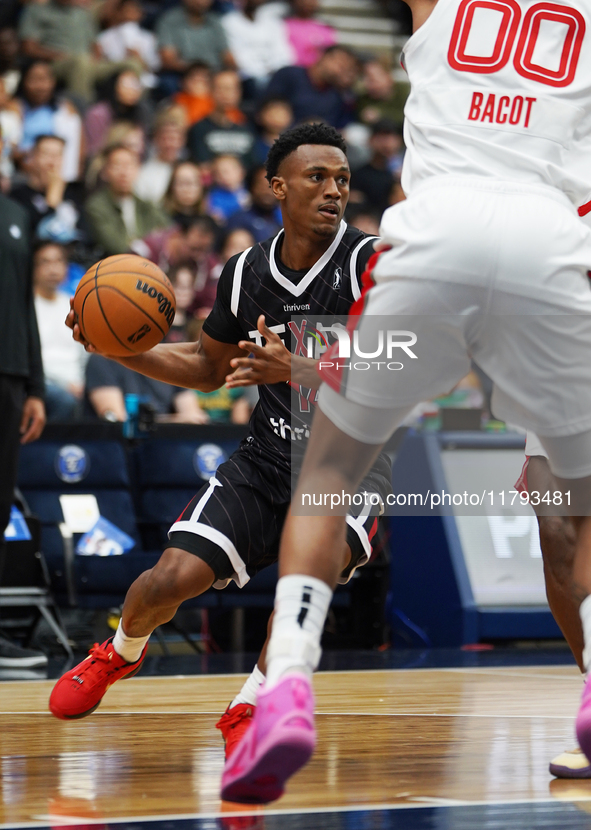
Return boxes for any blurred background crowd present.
[2,0,410,425]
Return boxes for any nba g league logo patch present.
[193,444,227,480]
[55,445,89,483]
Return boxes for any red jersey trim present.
[578,200,591,217]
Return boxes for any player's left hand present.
[226,315,291,387]
[66,297,97,352]
[20,396,46,444]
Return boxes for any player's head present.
[266,122,349,239]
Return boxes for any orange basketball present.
[73,255,176,357]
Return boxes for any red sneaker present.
[216,703,256,759]
[49,637,147,720]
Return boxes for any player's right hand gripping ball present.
[73,254,176,356]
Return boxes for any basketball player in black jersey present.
[49,123,392,754]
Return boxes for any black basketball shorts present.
[167,445,392,589]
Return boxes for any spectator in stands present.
[183,215,219,318]
[15,60,83,183]
[345,204,380,236]
[196,224,258,420]
[84,68,152,159]
[187,70,255,170]
[162,160,206,224]
[356,57,408,127]
[143,215,218,293]
[156,0,235,96]
[263,45,360,128]
[84,144,169,256]
[390,174,405,205]
[164,261,198,343]
[226,164,282,242]
[173,62,214,126]
[196,383,253,424]
[85,121,146,191]
[19,0,139,104]
[218,226,255,264]
[221,0,293,97]
[175,62,246,128]
[10,135,85,243]
[0,28,21,97]
[206,153,248,223]
[135,109,187,205]
[252,97,293,165]
[0,77,22,186]
[284,0,337,68]
[85,352,208,423]
[349,118,404,214]
[33,241,87,420]
[95,0,160,89]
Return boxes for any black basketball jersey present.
[202,221,376,473]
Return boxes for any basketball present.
[73,255,176,357]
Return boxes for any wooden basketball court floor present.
[2,661,591,830]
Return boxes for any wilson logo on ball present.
[128,324,152,344]
[135,280,175,325]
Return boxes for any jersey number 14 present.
[448,0,585,86]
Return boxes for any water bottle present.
[123,393,140,439]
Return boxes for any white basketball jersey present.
[401,0,591,212]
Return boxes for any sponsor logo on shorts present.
[193,443,227,479]
[55,444,89,483]
[135,280,175,326]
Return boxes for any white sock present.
[581,595,591,673]
[112,620,150,663]
[230,665,265,708]
[265,574,333,689]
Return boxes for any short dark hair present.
[178,214,218,237]
[371,117,403,137]
[265,122,347,181]
[32,238,67,259]
[167,260,196,285]
[245,164,267,192]
[183,60,212,78]
[321,44,359,61]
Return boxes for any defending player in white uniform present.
[221,0,591,804]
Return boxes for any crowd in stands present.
[5,0,408,425]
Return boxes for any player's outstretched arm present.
[65,300,243,393]
[113,334,244,392]
[226,315,321,389]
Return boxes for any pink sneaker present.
[576,681,591,761]
[220,672,316,804]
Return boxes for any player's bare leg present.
[120,548,216,636]
[549,473,591,763]
[217,542,354,759]
[221,409,384,803]
[49,548,216,719]
[526,457,591,777]
[528,457,583,669]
